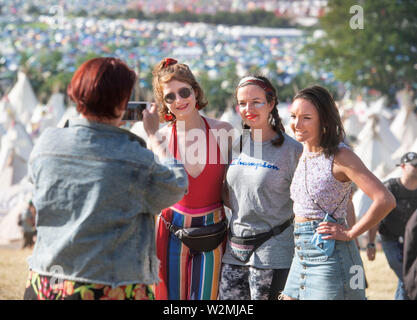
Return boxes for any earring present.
[164,112,174,122]
[196,103,201,110]
[164,113,174,121]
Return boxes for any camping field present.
[0,246,397,300]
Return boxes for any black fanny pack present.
[229,219,292,263]
[161,214,227,253]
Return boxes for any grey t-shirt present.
[222,131,302,269]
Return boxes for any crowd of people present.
[22,56,417,300]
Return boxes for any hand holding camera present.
[122,101,150,121]
[142,103,160,138]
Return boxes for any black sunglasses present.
[163,87,192,104]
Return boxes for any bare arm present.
[317,147,396,241]
[142,104,173,161]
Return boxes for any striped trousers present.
[154,204,225,300]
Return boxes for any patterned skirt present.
[23,271,155,300]
[154,203,226,300]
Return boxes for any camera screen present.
[122,101,149,121]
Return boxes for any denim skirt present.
[282,219,366,300]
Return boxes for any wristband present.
[367,243,375,249]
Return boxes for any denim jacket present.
[27,118,188,287]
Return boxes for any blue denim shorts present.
[282,219,366,300]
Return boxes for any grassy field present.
[0,246,397,300]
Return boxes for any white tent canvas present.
[390,108,417,160]
[7,72,38,126]
[57,106,80,128]
[47,93,66,124]
[0,121,33,186]
[0,177,33,244]
[390,88,417,159]
[354,114,400,174]
[30,104,57,140]
[343,112,363,139]
[352,100,401,219]
[0,198,28,245]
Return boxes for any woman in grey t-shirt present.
[219,76,302,300]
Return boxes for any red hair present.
[67,57,137,119]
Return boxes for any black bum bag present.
[160,214,227,252]
[229,219,292,263]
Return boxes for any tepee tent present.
[0,201,26,244]
[7,72,38,127]
[352,98,400,219]
[343,111,363,140]
[0,179,33,245]
[47,92,66,124]
[30,104,57,140]
[354,117,400,174]
[339,97,365,140]
[390,88,417,159]
[385,139,417,180]
[0,120,34,186]
[57,106,80,128]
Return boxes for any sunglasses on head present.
[163,87,192,104]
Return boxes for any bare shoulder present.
[334,146,358,166]
[205,117,234,132]
[334,145,368,175]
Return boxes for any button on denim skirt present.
[282,220,366,300]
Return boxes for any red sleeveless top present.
[170,117,226,209]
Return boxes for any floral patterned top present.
[290,143,352,220]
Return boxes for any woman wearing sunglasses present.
[218,75,302,300]
[150,58,234,300]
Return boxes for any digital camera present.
[122,101,150,121]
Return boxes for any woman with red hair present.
[24,57,188,300]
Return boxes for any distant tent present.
[354,115,400,174]
[352,98,400,220]
[0,121,34,186]
[46,93,66,124]
[339,98,365,140]
[386,139,417,180]
[7,72,38,126]
[30,104,56,140]
[343,112,363,140]
[0,97,13,147]
[0,179,33,245]
[0,200,25,244]
[352,97,368,123]
[390,88,417,159]
[57,106,80,128]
